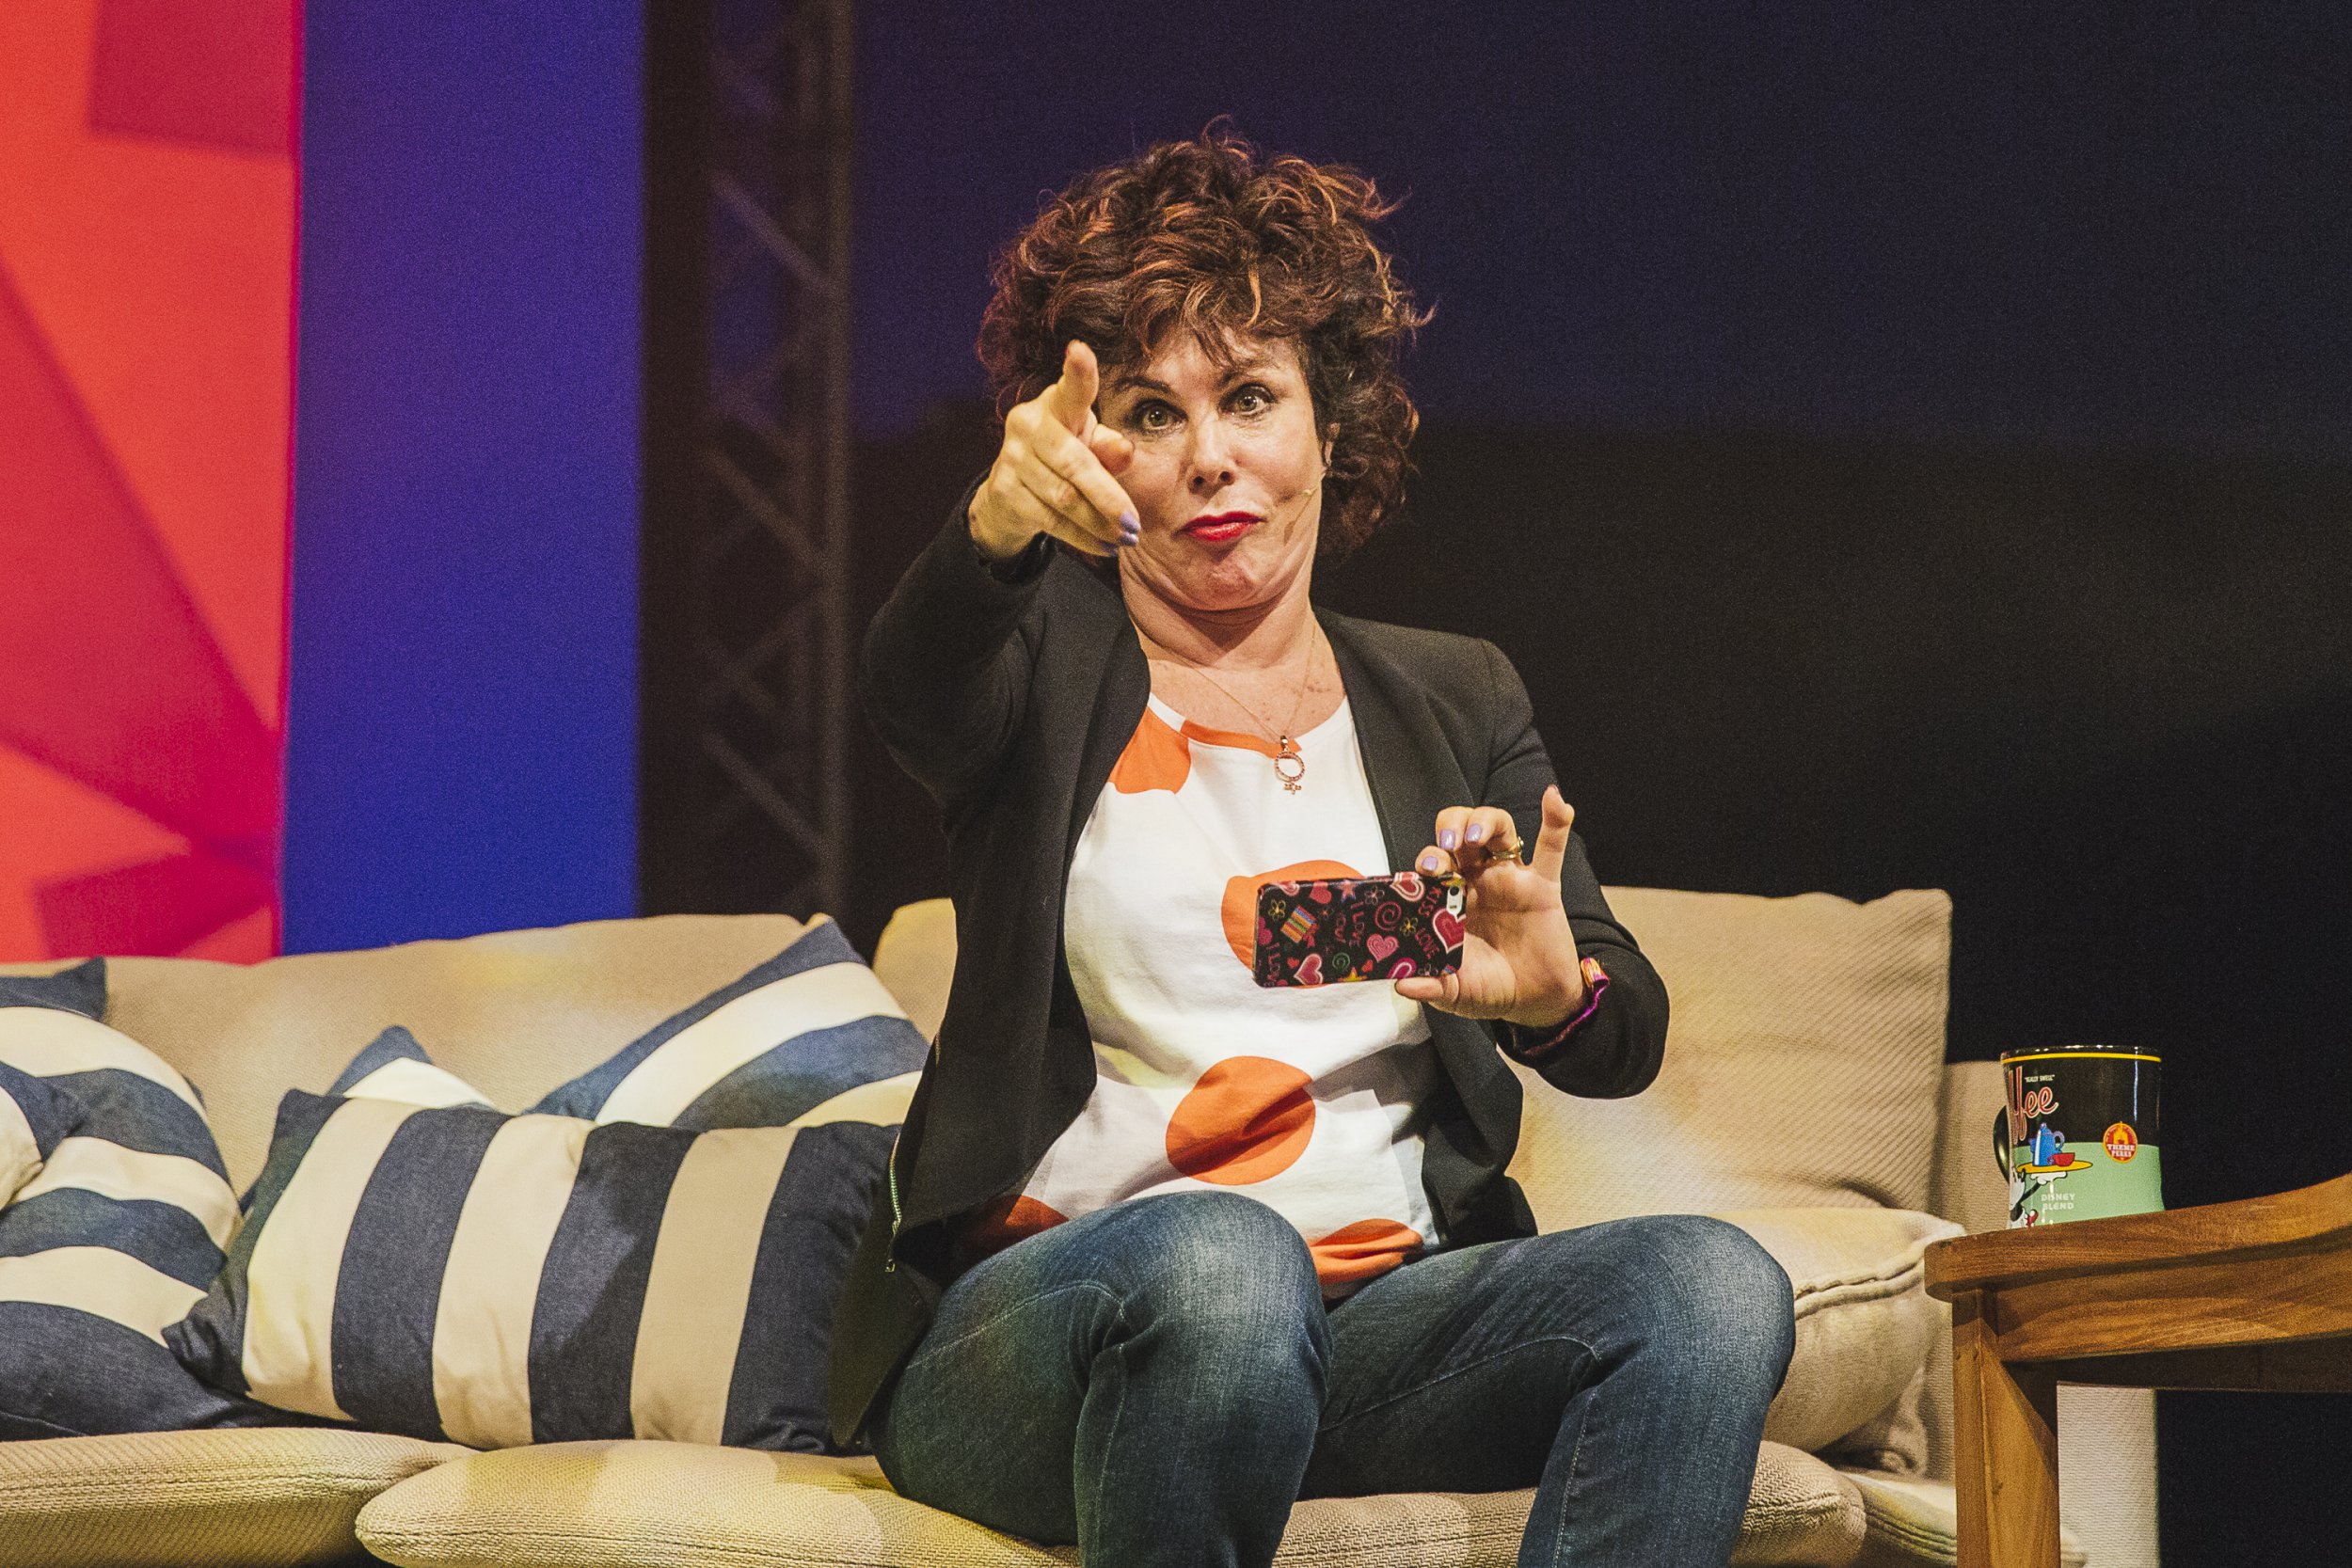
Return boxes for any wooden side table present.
[1924,1171,2352,1567]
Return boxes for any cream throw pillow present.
[1509,888,1955,1468]
[1509,886,1952,1224]
[1714,1208,1961,1458]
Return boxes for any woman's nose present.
[1187,420,1236,491]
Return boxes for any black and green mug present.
[1992,1046,2163,1227]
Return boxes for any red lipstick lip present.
[1181,511,1261,534]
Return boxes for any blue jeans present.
[870,1190,1796,1568]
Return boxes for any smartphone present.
[1252,871,1466,988]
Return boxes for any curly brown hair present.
[977,123,1430,556]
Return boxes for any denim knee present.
[1632,1214,1796,1390]
[1092,1193,1328,1351]
[1109,1191,1320,1302]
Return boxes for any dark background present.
[833,3,2352,1555]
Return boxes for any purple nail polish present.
[1438,830,1458,850]
[1465,824,1486,844]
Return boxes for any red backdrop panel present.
[0,1,298,960]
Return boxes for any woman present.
[834,128,1794,1568]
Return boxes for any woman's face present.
[1102,331,1330,616]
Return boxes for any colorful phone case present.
[1252,871,1467,987]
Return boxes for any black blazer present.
[828,498,1669,1447]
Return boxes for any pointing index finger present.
[1040,339,1101,435]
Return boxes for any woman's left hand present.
[1393,784,1586,1028]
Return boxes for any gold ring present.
[1487,836,1525,866]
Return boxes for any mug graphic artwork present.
[1993,1047,2164,1227]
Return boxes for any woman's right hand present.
[969,339,1139,562]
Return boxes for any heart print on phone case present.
[1253,871,1466,987]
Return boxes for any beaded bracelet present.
[1498,956,1610,1065]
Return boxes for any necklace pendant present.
[1274,738,1306,794]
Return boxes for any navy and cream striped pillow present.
[1,1061,78,1200]
[528,918,926,1130]
[0,961,278,1437]
[228,1027,492,1212]
[167,923,930,1450]
[0,961,105,1023]
[328,1026,492,1109]
[167,1086,904,1450]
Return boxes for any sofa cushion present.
[528,920,929,1130]
[0,978,269,1437]
[352,1435,1864,1568]
[0,1427,468,1568]
[1838,1470,2086,1568]
[170,1080,911,1452]
[1717,1208,1961,1460]
[358,1443,1057,1568]
[0,1060,77,1199]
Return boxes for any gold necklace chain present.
[1143,624,1324,794]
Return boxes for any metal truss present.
[643,0,854,920]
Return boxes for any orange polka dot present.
[962,1194,1069,1256]
[1219,860,1360,967]
[1310,1218,1425,1288]
[1167,1056,1316,1184]
[1109,706,1192,793]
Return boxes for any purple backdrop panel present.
[284,0,641,952]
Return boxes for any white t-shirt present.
[962,691,1442,1296]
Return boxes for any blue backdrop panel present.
[284,2,642,952]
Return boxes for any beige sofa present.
[0,889,2158,1567]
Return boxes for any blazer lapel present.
[1065,590,1150,869]
[1317,609,1467,876]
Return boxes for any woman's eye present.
[1232,385,1272,413]
[1133,404,1172,432]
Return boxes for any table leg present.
[1951,1290,2060,1568]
